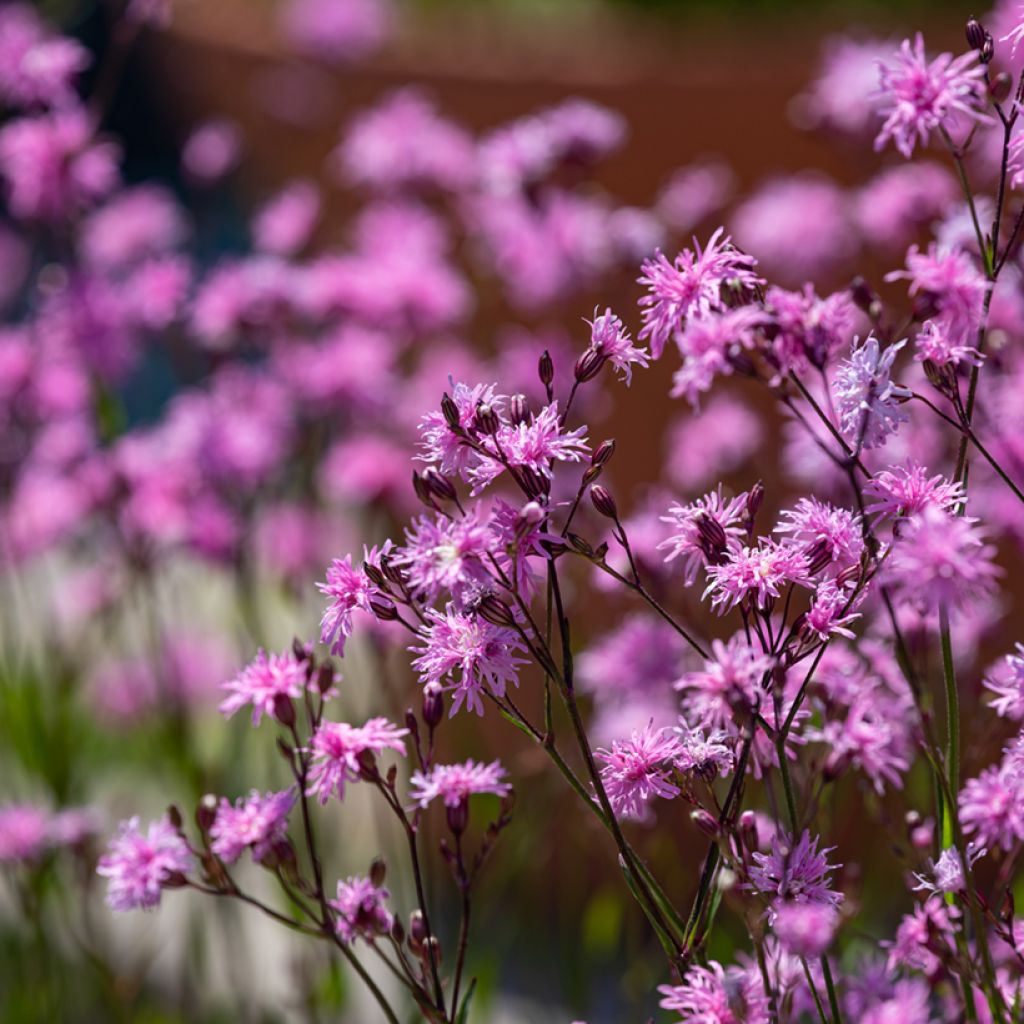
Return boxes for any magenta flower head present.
[409,759,511,810]
[218,648,310,726]
[887,505,999,614]
[329,876,393,944]
[181,119,242,186]
[97,815,192,911]
[874,34,990,158]
[318,551,383,656]
[0,804,52,864]
[747,830,844,922]
[774,901,839,958]
[209,789,296,865]
[658,961,739,1022]
[594,720,684,821]
[584,307,650,385]
[637,228,763,359]
[409,606,528,717]
[307,717,408,805]
[862,460,965,519]
[703,539,810,614]
[984,644,1024,720]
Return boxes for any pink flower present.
[210,789,295,864]
[774,901,839,958]
[862,460,965,518]
[410,607,528,716]
[887,505,999,614]
[886,897,959,974]
[594,720,684,820]
[658,962,739,1023]
[0,108,119,222]
[218,649,310,725]
[832,336,912,450]
[330,876,393,943]
[984,644,1024,720]
[913,319,983,367]
[874,34,990,158]
[252,179,321,256]
[0,805,51,863]
[409,759,511,808]
[704,539,810,613]
[182,119,243,185]
[0,6,90,109]
[676,634,773,733]
[585,307,649,385]
[799,35,893,136]
[1002,7,1024,56]
[80,185,188,271]
[394,508,493,605]
[666,395,761,491]
[307,718,408,804]
[960,764,1024,850]
[856,163,958,252]
[97,815,192,911]
[638,228,763,359]
[656,160,736,233]
[775,497,864,572]
[659,486,750,585]
[318,553,381,656]
[281,0,392,64]
[335,87,474,192]
[765,284,856,374]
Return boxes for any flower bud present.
[965,16,987,51]
[404,709,420,745]
[423,682,444,728]
[380,555,406,586]
[412,470,433,506]
[691,809,719,839]
[364,563,386,589]
[589,484,618,520]
[538,349,554,387]
[422,467,457,503]
[446,799,469,835]
[696,512,728,557]
[474,401,500,435]
[981,31,995,64]
[292,637,313,663]
[370,596,400,622]
[849,276,882,321]
[441,392,460,430]
[991,70,1012,103]
[515,465,550,500]
[391,917,406,944]
[739,810,759,852]
[509,393,529,425]
[316,663,335,695]
[592,438,616,467]
[357,748,379,780]
[409,909,428,946]
[574,347,607,383]
[167,805,184,831]
[369,857,387,888]
[196,794,218,832]
[476,594,516,628]
[515,501,545,540]
[568,532,594,557]
[746,481,765,521]
[272,692,296,728]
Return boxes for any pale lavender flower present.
[960,764,1024,850]
[219,649,309,725]
[985,644,1024,720]
[330,876,393,943]
[804,579,862,641]
[409,760,511,808]
[748,830,843,921]
[210,789,295,864]
[860,979,934,1024]
[307,718,408,804]
[585,307,649,385]
[410,607,528,716]
[638,228,763,359]
[874,34,990,158]
[911,844,984,895]
[97,816,192,911]
[913,319,983,367]
[833,336,912,449]
[594,720,684,821]
[673,721,735,779]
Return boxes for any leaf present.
[455,978,477,1024]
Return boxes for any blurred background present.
[1,0,1012,1022]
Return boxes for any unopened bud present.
[509,393,529,425]
[316,663,335,695]
[391,917,406,944]
[357,748,378,780]
[163,871,188,889]
[538,349,554,387]
[196,794,218,832]
[691,808,719,839]
[849,276,882,321]
[364,563,386,589]
[446,799,469,835]
[589,484,618,520]
[568,532,594,557]
[746,481,765,521]
[739,810,759,852]
[369,596,399,621]
[441,392,461,431]
[422,467,457,503]
[412,470,433,506]
[574,347,607,383]
[369,857,387,888]
[991,70,1012,103]
[409,909,428,946]
[292,637,313,663]
[404,709,420,744]
[981,31,995,64]
[474,401,500,435]
[167,805,184,831]
[965,16,987,51]
[696,512,728,555]
[592,438,616,467]
[272,692,296,728]
[476,594,516,628]
[515,501,545,540]
[423,682,444,728]
[380,555,406,587]
[515,465,550,500]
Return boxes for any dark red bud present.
[589,484,618,520]
[272,692,296,727]
[538,349,554,387]
[196,794,218,832]
[441,392,461,431]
